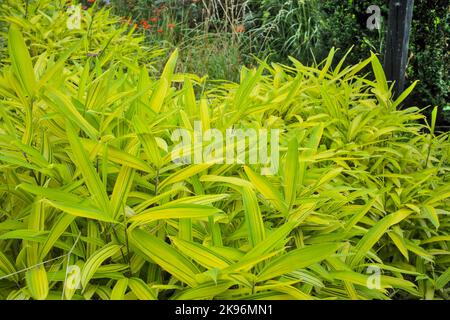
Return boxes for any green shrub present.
[408,1,450,127]
[0,3,449,300]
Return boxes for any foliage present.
[0,0,164,70]
[313,0,387,63]
[109,0,245,82]
[293,0,449,128]
[243,0,320,64]
[107,0,450,129]
[0,2,449,300]
[408,0,450,127]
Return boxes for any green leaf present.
[371,53,388,93]
[39,213,76,260]
[284,137,298,209]
[80,138,153,173]
[244,165,288,214]
[129,228,199,287]
[392,80,418,109]
[171,237,231,269]
[111,278,129,300]
[25,266,48,300]
[258,243,341,281]
[128,278,157,300]
[128,204,222,229]
[172,281,233,300]
[241,186,266,247]
[110,141,139,219]
[45,200,117,223]
[388,231,409,260]
[44,90,99,140]
[8,25,36,97]
[65,122,110,215]
[0,251,17,282]
[81,244,123,290]
[349,209,412,267]
[435,267,450,290]
[243,221,297,262]
[159,164,212,190]
[421,205,440,229]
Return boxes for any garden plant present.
[0,0,449,300]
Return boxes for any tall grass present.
[244,0,320,63]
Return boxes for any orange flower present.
[167,23,176,30]
[157,28,163,33]
[150,17,158,23]
[235,24,245,33]
[144,24,151,30]
[133,23,138,29]
[87,0,95,3]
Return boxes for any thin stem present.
[25,0,29,18]
[154,169,160,195]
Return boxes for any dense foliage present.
[408,0,450,126]
[0,1,449,300]
[106,0,450,127]
[313,0,449,128]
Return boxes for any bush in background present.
[408,0,450,128]
[108,0,245,82]
[315,0,449,128]
[243,0,320,64]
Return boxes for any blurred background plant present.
[109,0,247,83]
[243,0,320,64]
[407,0,450,128]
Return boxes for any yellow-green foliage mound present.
[0,1,449,300]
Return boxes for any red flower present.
[167,23,176,30]
[157,28,163,33]
[150,17,158,23]
[87,0,95,3]
[235,24,245,33]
